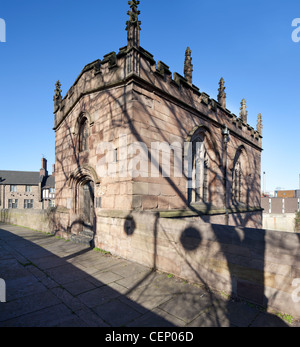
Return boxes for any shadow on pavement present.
[0,223,290,327]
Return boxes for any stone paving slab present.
[158,292,212,323]
[0,291,61,322]
[126,307,186,328]
[0,223,295,328]
[1,303,77,327]
[92,299,142,327]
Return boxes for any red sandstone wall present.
[129,84,261,211]
[2,208,296,318]
[53,51,262,230]
[95,211,300,319]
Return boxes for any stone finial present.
[126,0,141,48]
[217,77,226,108]
[127,0,140,24]
[53,80,62,113]
[184,47,193,85]
[257,113,263,135]
[240,98,248,124]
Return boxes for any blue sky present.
[0,0,299,193]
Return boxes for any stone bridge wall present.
[1,208,300,318]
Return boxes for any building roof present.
[42,175,55,189]
[0,171,40,185]
[0,171,55,188]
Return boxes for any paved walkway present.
[0,223,295,327]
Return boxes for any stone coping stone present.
[95,206,263,219]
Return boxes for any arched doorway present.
[68,166,100,246]
[78,180,95,232]
[76,178,95,235]
[69,179,96,246]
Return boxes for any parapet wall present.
[0,209,55,233]
[2,208,299,318]
[0,208,69,235]
[263,213,296,233]
[96,210,300,318]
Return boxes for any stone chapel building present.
[53,1,263,245]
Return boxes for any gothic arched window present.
[79,118,88,152]
[233,160,242,203]
[188,137,209,204]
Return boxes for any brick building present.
[0,158,55,210]
[275,190,296,198]
[53,1,263,244]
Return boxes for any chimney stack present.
[52,164,55,177]
[40,157,48,177]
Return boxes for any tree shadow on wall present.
[123,213,290,327]
[53,46,294,327]
[114,80,291,326]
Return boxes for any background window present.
[8,199,18,209]
[25,185,33,193]
[24,199,33,209]
[49,188,55,198]
[10,185,17,192]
